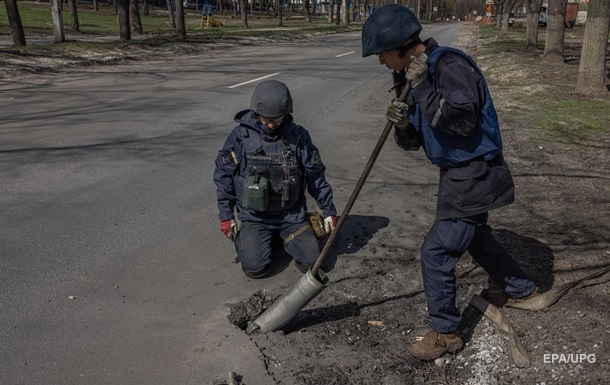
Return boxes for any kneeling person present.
[213,80,337,278]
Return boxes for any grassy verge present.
[0,2,175,34]
[477,23,609,141]
[0,1,355,35]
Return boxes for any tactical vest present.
[240,124,303,214]
[410,47,503,169]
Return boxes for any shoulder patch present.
[314,151,322,165]
[221,154,233,165]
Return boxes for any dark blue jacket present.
[410,46,502,168]
[214,110,337,224]
[394,39,514,220]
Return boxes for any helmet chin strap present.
[398,37,422,59]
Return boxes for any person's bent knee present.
[242,263,271,279]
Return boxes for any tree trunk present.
[117,0,131,40]
[576,0,610,95]
[50,0,65,43]
[239,0,249,28]
[495,0,505,29]
[175,0,186,36]
[167,0,176,29]
[278,0,283,27]
[543,0,567,63]
[130,0,143,33]
[4,0,27,46]
[501,0,517,32]
[336,2,341,25]
[525,0,544,49]
[304,0,312,22]
[94,0,98,12]
[67,0,80,31]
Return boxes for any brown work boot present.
[483,287,540,307]
[408,330,463,360]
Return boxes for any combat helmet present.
[250,79,293,118]
[361,4,422,57]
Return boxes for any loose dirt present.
[224,25,610,385]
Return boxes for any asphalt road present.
[1,23,466,385]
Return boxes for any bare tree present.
[4,0,26,46]
[525,0,544,49]
[341,0,349,27]
[501,0,517,31]
[542,0,567,63]
[495,0,506,29]
[117,0,131,40]
[336,0,341,25]
[239,0,249,28]
[175,0,186,36]
[576,0,610,94]
[353,0,361,21]
[167,0,176,29]
[51,0,65,43]
[455,0,482,19]
[67,0,80,31]
[304,0,312,22]
[130,0,143,33]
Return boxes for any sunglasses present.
[259,115,284,125]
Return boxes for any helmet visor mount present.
[397,36,422,58]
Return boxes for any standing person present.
[361,4,538,360]
[213,80,337,279]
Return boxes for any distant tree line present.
[3,0,608,94]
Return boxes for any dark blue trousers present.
[234,221,320,274]
[421,213,536,333]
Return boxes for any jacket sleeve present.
[298,128,337,217]
[213,128,241,221]
[413,52,486,137]
[393,123,421,152]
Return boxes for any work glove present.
[385,99,410,129]
[406,53,429,89]
[324,215,337,233]
[220,219,237,241]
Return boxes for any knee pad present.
[242,264,271,279]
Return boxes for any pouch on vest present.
[241,174,269,212]
[307,212,329,240]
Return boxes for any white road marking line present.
[335,51,355,58]
[227,72,282,89]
